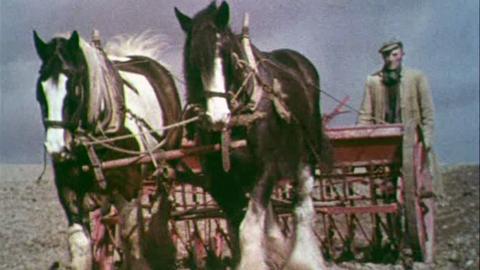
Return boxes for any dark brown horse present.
[33,31,181,269]
[175,2,331,269]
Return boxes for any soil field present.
[0,164,478,270]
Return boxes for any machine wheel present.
[402,123,435,262]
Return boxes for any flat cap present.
[378,39,403,53]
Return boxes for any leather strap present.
[86,144,107,189]
[204,90,230,99]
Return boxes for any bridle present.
[43,119,77,130]
[202,34,256,113]
[40,61,86,135]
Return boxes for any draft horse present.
[175,2,331,269]
[33,31,181,269]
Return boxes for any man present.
[358,40,435,150]
[358,40,443,195]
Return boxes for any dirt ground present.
[0,164,478,270]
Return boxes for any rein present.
[226,51,291,122]
[230,51,388,125]
[78,114,201,155]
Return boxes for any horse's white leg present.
[237,166,275,270]
[237,199,268,270]
[68,223,92,270]
[284,164,326,270]
[265,202,289,269]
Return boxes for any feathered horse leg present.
[284,163,326,270]
[237,165,276,270]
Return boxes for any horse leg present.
[142,182,176,270]
[238,201,268,270]
[55,179,92,270]
[67,223,93,270]
[113,185,175,269]
[264,201,289,269]
[284,163,326,270]
[118,194,175,270]
[237,165,275,270]
[226,217,242,266]
[106,165,154,270]
[111,193,150,270]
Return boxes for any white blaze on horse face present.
[204,36,230,124]
[42,74,68,154]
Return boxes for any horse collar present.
[79,41,125,135]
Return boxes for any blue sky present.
[1,0,478,165]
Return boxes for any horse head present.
[34,31,124,161]
[176,1,245,127]
[34,31,89,160]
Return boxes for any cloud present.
[0,0,478,164]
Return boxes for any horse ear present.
[33,30,48,61]
[216,1,229,29]
[207,1,217,10]
[68,31,81,51]
[175,7,192,32]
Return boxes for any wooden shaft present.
[82,139,247,172]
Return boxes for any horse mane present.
[104,30,170,65]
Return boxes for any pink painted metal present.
[323,96,351,126]
[317,204,398,215]
[325,124,403,166]
[81,140,246,172]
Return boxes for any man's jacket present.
[358,67,435,148]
